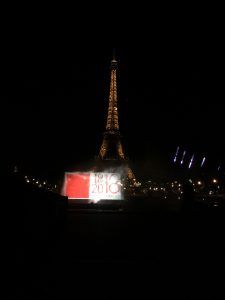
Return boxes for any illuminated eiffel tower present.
[97,52,136,184]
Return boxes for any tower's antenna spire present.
[112,48,117,62]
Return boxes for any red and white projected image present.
[62,172,123,203]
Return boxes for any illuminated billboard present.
[62,172,123,202]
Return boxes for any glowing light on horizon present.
[201,157,206,168]
[180,150,186,165]
[173,146,180,163]
[188,154,194,169]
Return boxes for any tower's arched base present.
[94,158,136,189]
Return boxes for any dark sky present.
[1,8,224,179]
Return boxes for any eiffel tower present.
[97,52,136,185]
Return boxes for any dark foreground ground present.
[3,181,225,299]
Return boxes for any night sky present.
[2,8,224,180]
